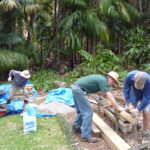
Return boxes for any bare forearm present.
[106,92,120,111]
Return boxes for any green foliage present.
[31,70,61,92]
[122,26,150,68]
[0,50,28,71]
[14,41,40,64]
[65,47,127,82]
[0,33,22,45]
[98,0,140,22]
[79,46,121,73]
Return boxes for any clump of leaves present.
[65,46,126,82]
[122,26,150,68]
[31,70,61,92]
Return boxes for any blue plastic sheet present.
[45,87,75,106]
[6,99,25,115]
[0,81,38,115]
[0,81,38,104]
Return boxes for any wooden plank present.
[128,142,150,150]
[25,84,34,88]
[93,113,131,150]
[92,123,101,137]
[104,109,132,133]
[89,94,136,125]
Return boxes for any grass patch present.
[0,114,71,150]
[57,114,76,150]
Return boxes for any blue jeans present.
[70,84,93,138]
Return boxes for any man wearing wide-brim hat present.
[123,70,150,144]
[6,69,30,105]
[70,71,124,143]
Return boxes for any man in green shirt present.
[70,71,124,143]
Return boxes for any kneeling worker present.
[123,70,150,143]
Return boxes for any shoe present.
[6,99,11,104]
[72,126,81,133]
[81,137,98,143]
[136,123,142,130]
[142,130,150,144]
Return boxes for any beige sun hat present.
[134,72,146,90]
[106,71,119,84]
[20,70,30,79]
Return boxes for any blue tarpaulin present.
[45,87,75,106]
[0,81,38,115]
[6,99,25,115]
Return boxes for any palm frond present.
[0,0,20,11]
[118,2,130,22]
[86,11,109,44]
[0,50,28,71]
[23,4,40,14]
[0,33,22,45]
[123,2,140,18]
[98,0,111,15]
[38,10,51,20]
[61,0,87,8]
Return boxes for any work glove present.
[8,77,11,82]
[129,108,139,118]
[118,107,125,112]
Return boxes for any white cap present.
[134,72,146,90]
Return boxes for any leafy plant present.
[122,26,150,68]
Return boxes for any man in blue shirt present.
[123,70,150,143]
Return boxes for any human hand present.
[125,103,134,112]
[129,109,139,118]
[8,77,11,82]
[118,107,125,112]
[114,106,125,113]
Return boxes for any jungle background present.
[0,0,150,90]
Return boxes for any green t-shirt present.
[76,74,109,94]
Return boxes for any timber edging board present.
[93,112,131,150]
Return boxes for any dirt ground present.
[61,88,144,150]
[35,88,144,150]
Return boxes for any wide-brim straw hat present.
[20,70,30,79]
[105,71,119,85]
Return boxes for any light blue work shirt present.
[123,70,150,111]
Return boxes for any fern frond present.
[0,50,28,71]
[0,33,22,45]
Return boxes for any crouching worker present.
[123,70,150,144]
[6,70,30,105]
[70,71,124,143]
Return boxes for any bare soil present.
[34,88,144,150]
[61,88,144,150]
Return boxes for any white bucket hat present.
[134,72,146,90]
[20,70,30,79]
[106,71,119,85]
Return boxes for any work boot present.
[136,123,142,130]
[142,130,150,144]
[72,125,81,133]
[81,137,98,143]
[6,99,11,104]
